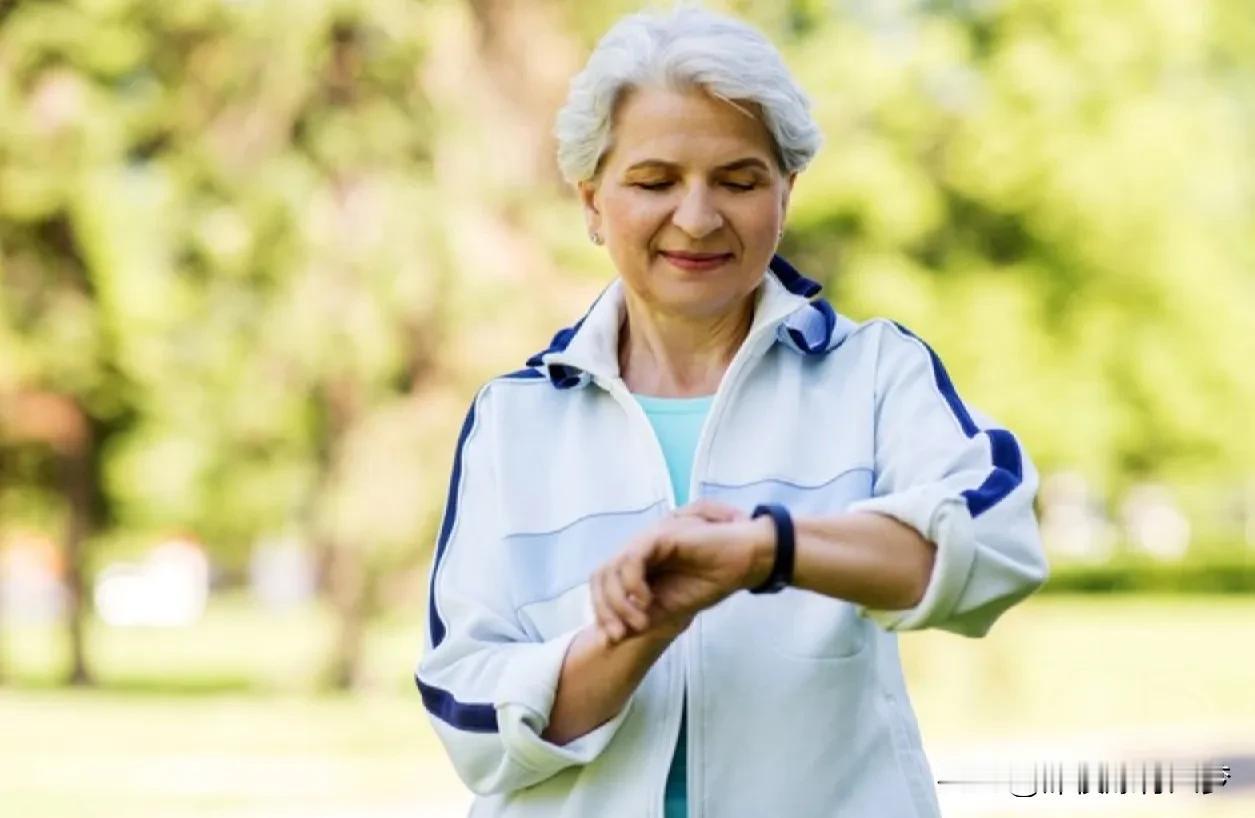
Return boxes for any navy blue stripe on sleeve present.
[416,676,500,733]
[963,428,1023,517]
[428,396,480,649]
[889,323,1024,518]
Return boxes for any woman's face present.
[579,85,795,321]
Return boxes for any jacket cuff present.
[495,627,633,774]
[846,486,977,631]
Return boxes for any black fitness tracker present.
[748,503,795,594]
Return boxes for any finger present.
[589,608,616,650]
[591,568,626,644]
[674,498,746,523]
[605,562,650,633]
[619,552,653,611]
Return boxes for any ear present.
[578,179,602,239]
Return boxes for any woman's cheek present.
[628,196,674,234]
[605,197,654,242]
[734,210,779,252]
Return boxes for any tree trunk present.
[0,549,5,685]
[325,542,368,690]
[315,375,367,691]
[0,389,95,686]
[60,402,93,686]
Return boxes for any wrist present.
[652,617,691,643]
[612,614,690,647]
[743,516,777,590]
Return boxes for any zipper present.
[680,323,779,818]
[593,316,783,818]
[592,374,683,818]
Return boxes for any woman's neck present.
[617,291,755,397]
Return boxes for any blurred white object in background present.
[1121,483,1192,561]
[1040,471,1117,562]
[0,531,66,622]
[249,531,317,610]
[1243,481,1255,549]
[94,537,209,627]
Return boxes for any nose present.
[671,183,723,239]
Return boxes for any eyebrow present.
[624,157,771,173]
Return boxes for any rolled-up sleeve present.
[846,321,1049,637]
[415,386,631,796]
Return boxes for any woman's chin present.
[644,280,752,318]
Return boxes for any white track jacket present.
[416,257,1048,818]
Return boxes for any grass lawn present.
[1,592,470,817]
[2,592,1252,817]
[901,593,1255,742]
[0,690,468,818]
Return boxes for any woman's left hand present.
[591,500,774,644]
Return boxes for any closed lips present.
[658,251,735,270]
[659,251,733,260]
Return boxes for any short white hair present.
[554,5,823,184]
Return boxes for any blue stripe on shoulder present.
[889,322,1023,518]
[890,322,979,437]
[428,395,480,648]
[416,676,499,733]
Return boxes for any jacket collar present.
[525,255,854,390]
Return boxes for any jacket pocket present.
[756,588,868,661]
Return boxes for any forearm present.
[541,621,680,746]
[747,511,936,610]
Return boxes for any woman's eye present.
[634,181,673,191]
[722,181,757,192]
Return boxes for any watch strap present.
[748,503,795,594]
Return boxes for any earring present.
[590,231,604,245]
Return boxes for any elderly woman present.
[416,7,1047,818]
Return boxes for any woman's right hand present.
[590,499,749,644]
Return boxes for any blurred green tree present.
[778,0,1255,499]
[0,0,599,687]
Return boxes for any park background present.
[1,0,1253,816]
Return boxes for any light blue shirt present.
[632,392,714,818]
